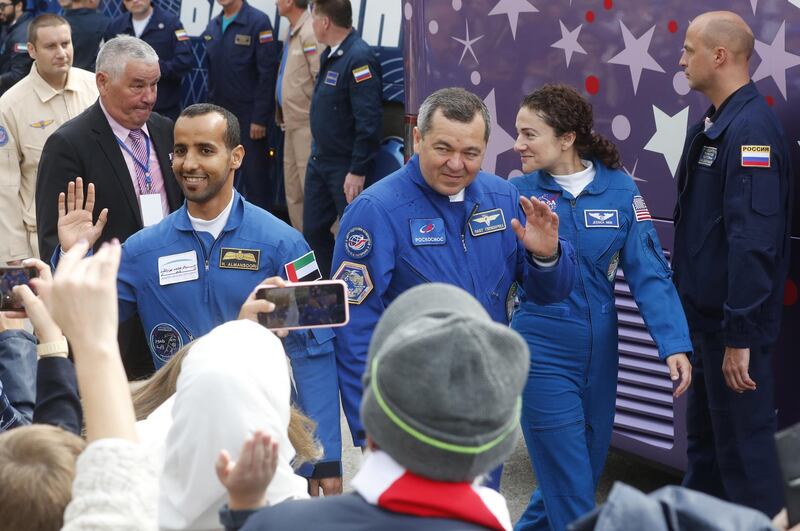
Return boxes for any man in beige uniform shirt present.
[276,0,321,231]
[0,14,97,263]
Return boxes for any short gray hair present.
[417,88,491,143]
[96,35,159,80]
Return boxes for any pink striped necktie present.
[127,128,151,194]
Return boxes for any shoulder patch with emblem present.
[344,227,372,259]
[284,250,322,282]
[0,126,8,147]
[537,193,560,212]
[584,209,619,228]
[259,30,273,43]
[149,323,184,365]
[469,208,506,236]
[219,248,260,271]
[303,42,317,55]
[352,65,372,83]
[29,119,54,130]
[333,261,373,304]
[607,251,620,282]
[632,195,651,222]
[175,29,190,41]
[410,218,446,246]
[506,282,519,321]
[234,34,251,46]
[741,145,771,168]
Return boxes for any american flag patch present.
[175,29,189,41]
[633,195,651,222]
[352,65,372,83]
[303,43,317,55]
[259,30,273,43]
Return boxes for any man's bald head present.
[691,11,754,61]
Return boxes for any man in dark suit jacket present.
[36,35,182,378]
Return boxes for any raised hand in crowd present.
[9,258,63,344]
[216,430,279,511]
[511,195,561,258]
[57,177,109,253]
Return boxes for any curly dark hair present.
[520,84,621,169]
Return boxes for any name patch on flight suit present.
[29,119,54,130]
[158,250,199,286]
[469,208,506,236]
[324,71,339,86]
[0,127,8,146]
[410,218,446,246]
[698,146,717,167]
[741,145,771,168]
[219,248,260,271]
[150,323,183,365]
[333,261,373,304]
[234,34,251,46]
[344,227,372,258]
[584,209,619,228]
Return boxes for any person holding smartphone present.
[54,103,343,495]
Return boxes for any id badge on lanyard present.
[116,133,165,227]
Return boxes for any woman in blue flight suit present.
[510,85,693,531]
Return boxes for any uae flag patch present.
[284,251,322,282]
[633,195,652,222]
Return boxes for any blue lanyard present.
[115,133,152,193]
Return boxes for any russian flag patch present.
[741,145,771,168]
[175,29,189,41]
[303,42,317,55]
[259,30,273,44]
[352,65,372,83]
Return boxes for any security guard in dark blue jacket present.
[673,12,792,518]
[104,0,192,120]
[0,1,31,95]
[202,0,280,212]
[304,0,382,278]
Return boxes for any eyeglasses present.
[0,3,12,8]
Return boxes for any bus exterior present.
[403,0,800,472]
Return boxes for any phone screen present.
[0,267,38,311]
[256,282,348,329]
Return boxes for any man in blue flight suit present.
[55,103,342,489]
[104,0,192,120]
[0,0,32,95]
[304,0,382,279]
[202,0,280,212]
[673,12,792,517]
[332,88,577,487]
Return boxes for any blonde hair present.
[132,342,323,465]
[0,425,86,531]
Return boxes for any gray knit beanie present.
[360,283,530,482]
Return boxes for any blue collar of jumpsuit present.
[531,158,611,199]
[212,1,256,29]
[172,191,246,233]
[701,81,758,140]
[323,29,358,63]
[406,154,486,204]
[120,4,165,34]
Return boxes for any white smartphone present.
[256,280,350,331]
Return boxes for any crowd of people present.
[0,1,796,530]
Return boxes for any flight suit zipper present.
[571,197,594,384]
[462,203,480,252]
[192,231,227,304]
[675,130,705,229]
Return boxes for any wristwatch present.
[531,244,560,264]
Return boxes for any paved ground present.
[340,420,681,522]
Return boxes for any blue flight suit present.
[64,8,110,72]
[202,3,280,211]
[332,155,577,452]
[116,192,342,477]
[510,162,692,531]
[304,29,382,279]
[0,11,32,95]
[104,4,193,120]
[672,81,792,517]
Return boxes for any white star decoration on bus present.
[607,21,665,95]
[644,105,689,177]
[752,21,800,99]
[551,20,586,68]
[488,0,539,40]
[451,20,484,65]
[482,89,516,175]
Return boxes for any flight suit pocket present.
[642,228,671,279]
[283,327,335,359]
[688,215,722,257]
[490,247,518,304]
[750,173,779,216]
[525,303,570,318]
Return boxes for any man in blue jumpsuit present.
[202,0,280,212]
[104,0,193,120]
[673,12,792,517]
[304,0,382,279]
[55,103,342,485]
[332,88,577,477]
[0,0,32,95]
